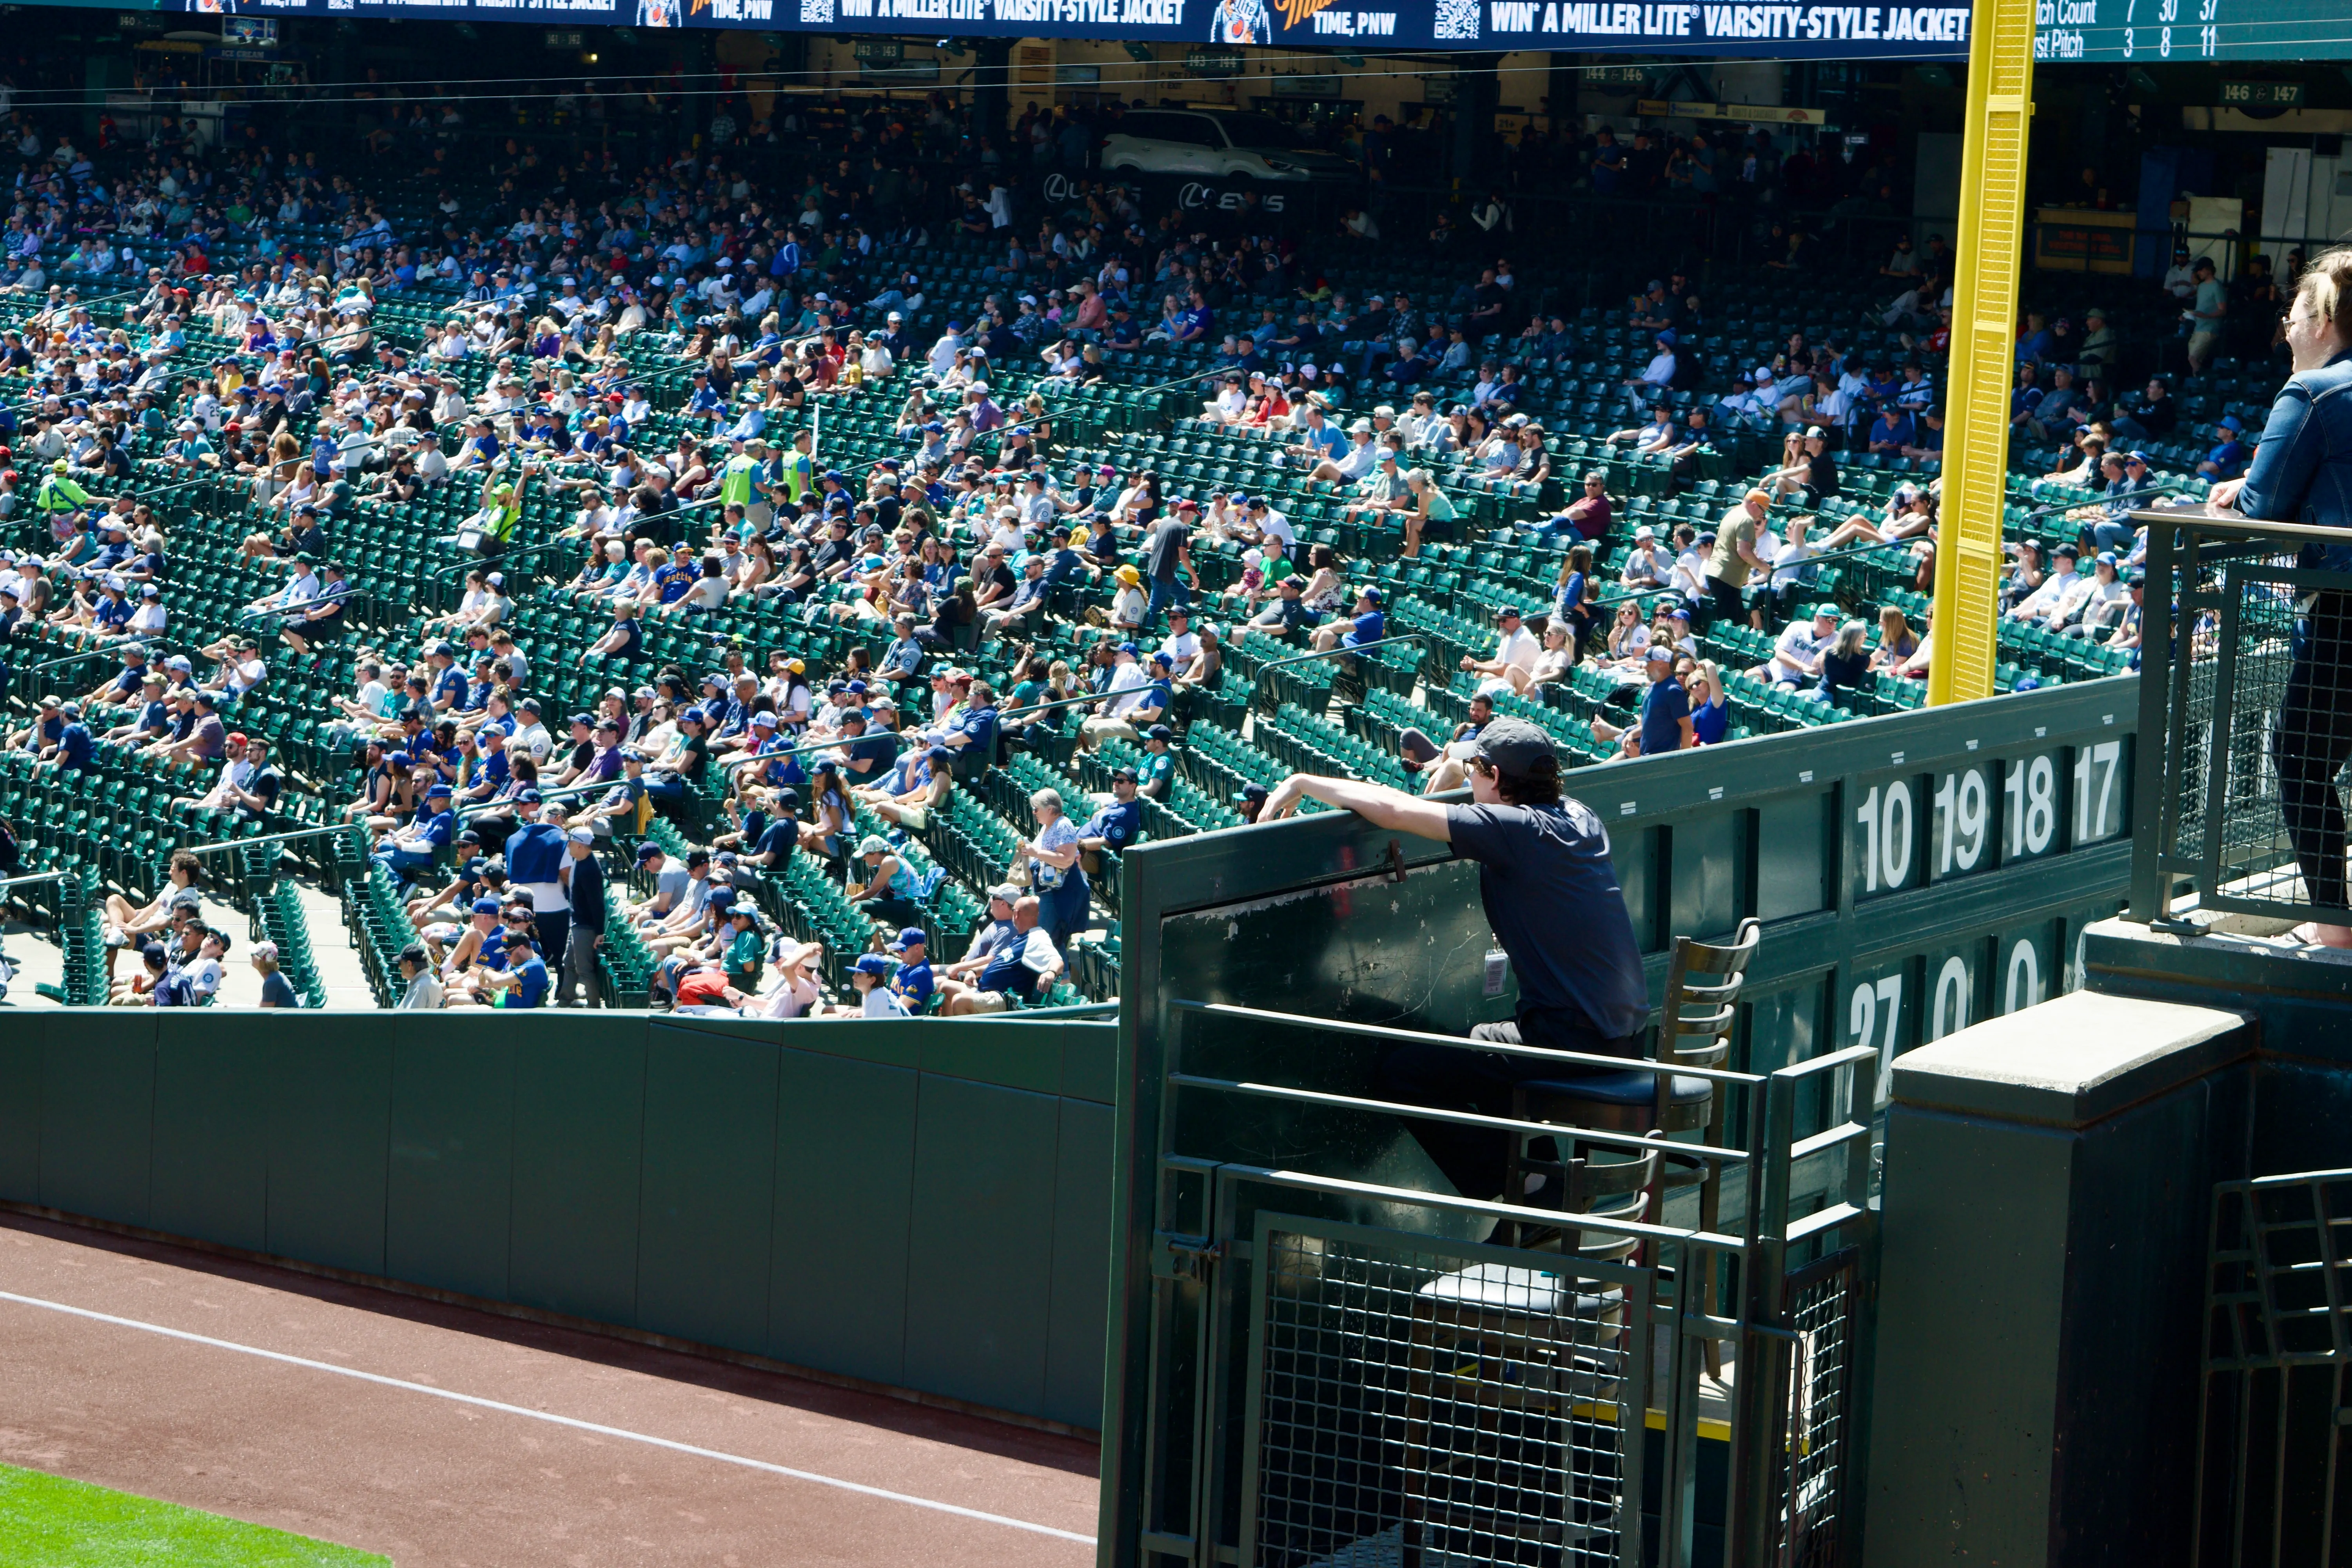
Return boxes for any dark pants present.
[559,925,602,1007]
[2276,593,2352,911]
[534,909,570,974]
[1373,1009,1640,1202]
[860,895,924,935]
[1706,576,1747,628]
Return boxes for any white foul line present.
[0,1288,1096,1547]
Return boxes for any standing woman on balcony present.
[2212,245,2352,947]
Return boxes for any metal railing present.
[178,821,361,862]
[1241,631,1428,708]
[177,820,364,911]
[5,641,192,711]
[2129,505,2352,929]
[454,779,610,822]
[2192,1166,2352,1568]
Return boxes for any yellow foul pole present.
[1928,0,2037,706]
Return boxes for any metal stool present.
[1502,918,1761,1370]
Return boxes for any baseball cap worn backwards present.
[1471,716,1560,779]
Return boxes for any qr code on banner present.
[800,0,833,19]
[1433,0,1480,35]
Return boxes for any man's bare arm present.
[1262,773,1454,841]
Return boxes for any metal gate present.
[2194,1169,2352,1568]
[1124,1005,1878,1568]
[1241,1212,1653,1568]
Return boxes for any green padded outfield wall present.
[0,1009,1118,1433]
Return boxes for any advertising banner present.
[161,0,1984,58]
[140,0,2337,62]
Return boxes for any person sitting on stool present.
[1261,716,1650,1207]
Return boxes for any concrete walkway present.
[0,877,377,1011]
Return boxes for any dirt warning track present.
[0,1212,1100,1567]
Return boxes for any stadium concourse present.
[0,94,2243,1018]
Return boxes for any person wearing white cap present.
[251,940,301,1009]
[1311,419,1380,486]
[555,824,607,1008]
[1757,515,1817,629]
[127,581,167,638]
[1606,404,1677,456]
[1756,604,1841,689]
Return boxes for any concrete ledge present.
[1889,990,2254,1129]
[2087,914,2352,1002]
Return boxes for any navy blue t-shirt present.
[847,730,901,775]
[753,818,798,861]
[507,953,549,1007]
[1085,797,1145,852]
[955,704,999,754]
[1445,799,1648,1040]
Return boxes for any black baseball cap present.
[1471,716,1560,779]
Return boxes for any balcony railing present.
[2131,506,2352,928]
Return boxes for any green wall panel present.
[903,1075,1060,1415]
[767,1045,916,1384]
[760,1017,921,1069]
[1044,1097,1115,1430]
[0,1010,1117,1430]
[920,1022,1061,1094]
[385,1020,515,1301]
[1994,918,2061,1017]
[266,1013,392,1274]
[1756,791,1832,921]
[0,1009,42,1205]
[149,1018,269,1253]
[1060,1022,1118,1105]
[1669,810,1744,944]
[508,1016,644,1325]
[1613,824,1662,953]
[40,1011,154,1227]
[635,1023,778,1355]
[1921,936,1992,1047]
[1743,976,1827,1077]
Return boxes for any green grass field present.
[0,1463,389,1567]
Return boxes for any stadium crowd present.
[0,79,2266,1013]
